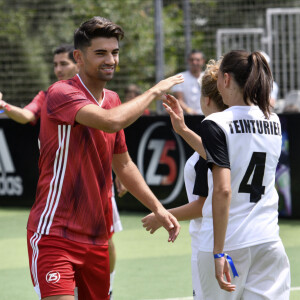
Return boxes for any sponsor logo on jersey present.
[46,271,61,283]
[137,121,185,205]
[0,129,23,196]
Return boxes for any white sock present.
[109,270,116,293]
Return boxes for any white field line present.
[144,288,300,300]
[142,298,193,300]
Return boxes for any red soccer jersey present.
[24,90,46,124]
[27,75,127,245]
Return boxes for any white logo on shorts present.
[46,271,61,283]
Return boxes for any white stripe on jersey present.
[37,125,71,234]
[30,232,42,286]
[46,125,71,234]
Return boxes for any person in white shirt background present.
[171,50,206,115]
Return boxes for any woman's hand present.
[163,94,187,134]
[141,212,162,234]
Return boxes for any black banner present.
[0,114,299,218]
[0,119,39,206]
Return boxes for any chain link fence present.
[0,0,299,110]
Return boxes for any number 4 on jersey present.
[238,152,266,203]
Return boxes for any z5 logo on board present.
[137,122,185,205]
[0,129,23,196]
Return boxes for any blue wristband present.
[213,253,239,278]
[214,253,225,259]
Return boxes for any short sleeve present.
[193,156,209,197]
[114,129,128,154]
[200,119,230,170]
[24,90,46,124]
[47,81,92,125]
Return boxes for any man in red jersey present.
[0,44,78,124]
[0,42,125,298]
[26,16,182,300]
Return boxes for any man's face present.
[188,52,205,74]
[53,52,78,80]
[79,37,119,82]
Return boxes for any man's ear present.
[73,49,83,65]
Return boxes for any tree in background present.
[0,0,298,107]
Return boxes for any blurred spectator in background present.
[171,50,206,115]
[124,84,141,101]
[260,51,279,109]
[0,44,78,123]
[283,90,300,113]
[124,83,150,115]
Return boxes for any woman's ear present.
[205,96,210,106]
[224,72,231,87]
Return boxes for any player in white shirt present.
[142,59,227,300]
[145,51,290,299]
[196,50,290,299]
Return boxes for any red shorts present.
[27,230,110,300]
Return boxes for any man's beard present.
[96,69,115,82]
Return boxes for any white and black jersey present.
[184,152,209,253]
[198,106,282,252]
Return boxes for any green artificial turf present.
[0,208,299,300]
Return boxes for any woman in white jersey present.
[145,51,290,299]
[142,59,227,300]
[196,50,290,299]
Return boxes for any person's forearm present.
[113,159,163,213]
[212,189,231,254]
[76,74,184,133]
[168,197,205,221]
[76,89,158,133]
[108,88,159,131]
[4,105,35,124]
[176,126,206,159]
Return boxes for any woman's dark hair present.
[74,16,124,50]
[220,50,273,118]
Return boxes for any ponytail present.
[220,50,273,118]
[244,52,273,118]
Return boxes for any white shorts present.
[191,257,203,300]
[197,240,290,300]
[191,244,203,300]
[111,194,123,233]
